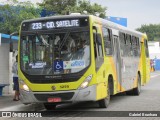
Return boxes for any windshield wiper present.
[40,35,49,47]
[59,30,70,50]
[35,32,50,47]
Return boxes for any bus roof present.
[22,15,146,38]
[90,15,144,37]
[22,15,89,23]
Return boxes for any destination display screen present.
[22,18,89,31]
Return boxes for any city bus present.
[18,15,150,110]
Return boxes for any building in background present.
[148,41,160,71]
[148,42,160,59]
[0,33,18,95]
[40,9,55,17]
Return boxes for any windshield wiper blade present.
[35,32,50,47]
[40,35,49,47]
[59,30,70,50]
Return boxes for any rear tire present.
[133,74,141,95]
[126,74,141,96]
[98,82,110,108]
[44,103,56,110]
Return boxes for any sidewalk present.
[150,70,160,75]
[0,94,22,110]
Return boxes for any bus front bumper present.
[20,85,97,104]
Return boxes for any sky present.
[90,0,160,29]
[0,0,160,30]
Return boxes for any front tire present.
[98,83,110,108]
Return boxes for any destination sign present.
[22,18,89,31]
[31,20,79,30]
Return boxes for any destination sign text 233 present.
[30,20,80,30]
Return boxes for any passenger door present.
[93,26,107,100]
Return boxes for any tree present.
[39,0,76,15]
[0,0,41,34]
[39,0,107,18]
[136,24,160,41]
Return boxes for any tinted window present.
[126,34,131,46]
[102,27,112,55]
[144,40,149,57]
[132,36,138,56]
[119,32,125,56]
[93,33,104,71]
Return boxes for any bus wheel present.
[132,74,141,95]
[126,74,141,95]
[98,83,110,108]
[44,103,56,110]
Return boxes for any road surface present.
[1,71,160,119]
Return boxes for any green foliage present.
[0,0,107,34]
[39,0,76,15]
[39,0,107,18]
[136,24,160,41]
[0,0,41,34]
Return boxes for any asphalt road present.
[1,71,160,119]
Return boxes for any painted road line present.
[150,74,160,78]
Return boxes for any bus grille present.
[34,92,74,101]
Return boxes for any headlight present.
[19,80,30,92]
[78,75,92,90]
[23,84,30,91]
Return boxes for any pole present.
[10,32,18,52]
[0,33,1,46]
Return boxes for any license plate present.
[48,98,61,103]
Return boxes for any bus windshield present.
[20,31,90,75]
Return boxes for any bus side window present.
[93,33,97,59]
[93,32,104,71]
[119,32,125,57]
[144,40,149,58]
[136,37,140,56]
[126,34,132,56]
[119,32,125,43]
[126,34,131,46]
[97,34,103,57]
[132,36,138,56]
[102,27,112,55]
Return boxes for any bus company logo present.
[51,86,56,91]
[71,60,85,68]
